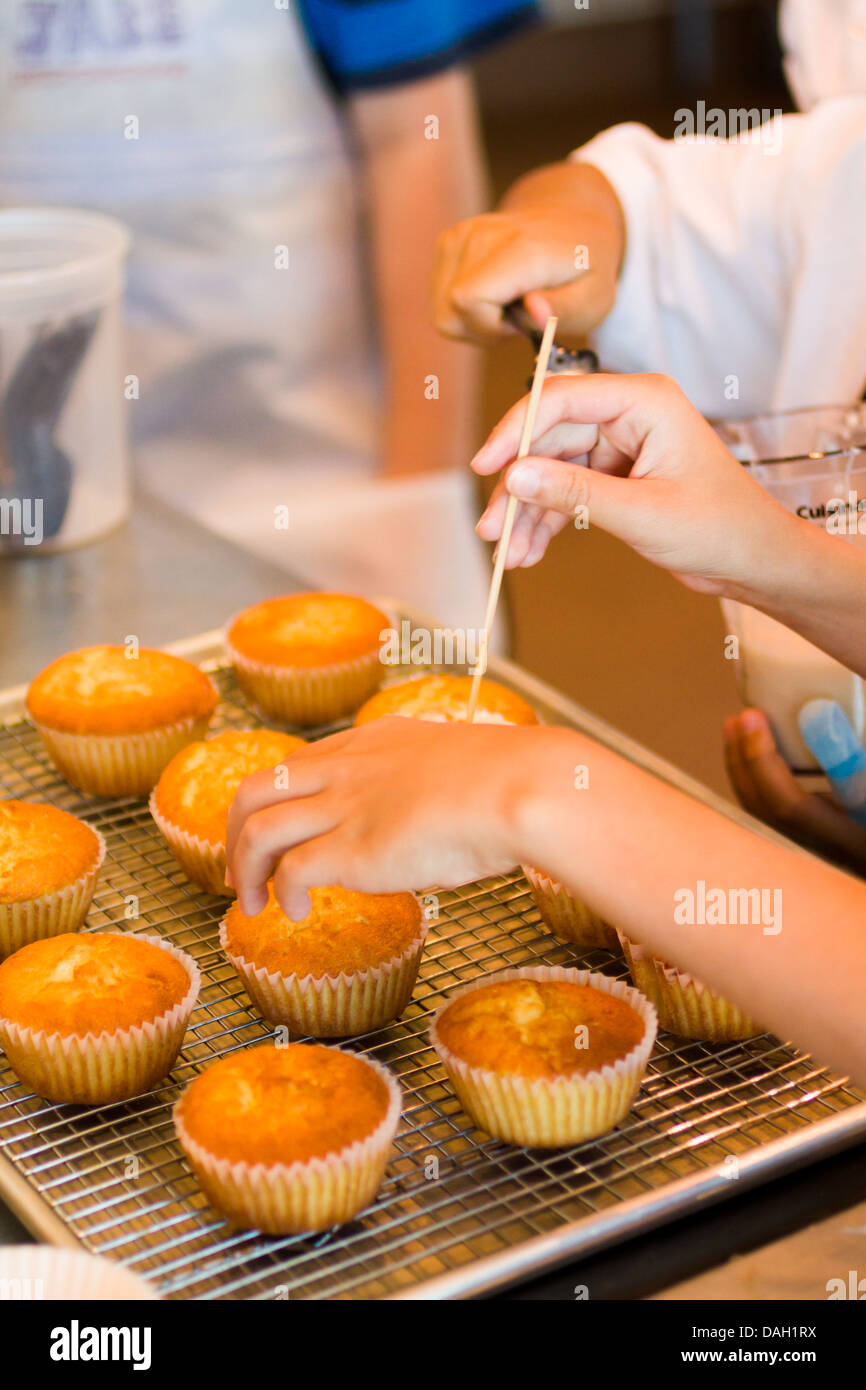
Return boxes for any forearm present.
[729,510,866,680]
[351,69,486,475]
[501,158,624,230]
[510,727,866,1083]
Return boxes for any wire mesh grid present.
[0,654,864,1301]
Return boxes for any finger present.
[476,479,510,541]
[272,834,344,923]
[433,223,496,340]
[723,713,773,821]
[224,731,353,870]
[230,796,338,916]
[446,229,581,343]
[520,518,554,568]
[742,712,866,857]
[472,372,685,478]
[498,501,545,569]
[520,511,570,568]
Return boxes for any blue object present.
[298,0,538,91]
[798,699,866,825]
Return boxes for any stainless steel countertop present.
[0,493,294,688]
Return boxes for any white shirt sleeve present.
[574,97,866,418]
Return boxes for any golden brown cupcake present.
[0,801,105,959]
[27,645,218,797]
[150,729,306,896]
[354,673,538,726]
[226,592,389,725]
[430,965,656,1148]
[618,934,762,1042]
[173,1042,401,1233]
[0,932,200,1105]
[221,883,426,1036]
[523,866,618,952]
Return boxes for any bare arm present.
[227,714,866,1088]
[519,726,866,1084]
[350,68,486,476]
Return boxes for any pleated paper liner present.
[619,934,762,1041]
[225,639,384,727]
[173,1050,402,1234]
[149,793,229,896]
[430,964,657,1149]
[33,712,215,797]
[220,913,428,1037]
[0,825,105,959]
[523,866,619,950]
[0,935,201,1105]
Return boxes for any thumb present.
[525,279,608,345]
[505,455,648,545]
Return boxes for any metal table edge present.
[386,1104,866,1300]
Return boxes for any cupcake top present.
[26,646,218,736]
[227,593,388,669]
[0,801,102,903]
[435,978,646,1079]
[223,883,422,978]
[152,729,306,846]
[0,933,192,1036]
[354,675,538,726]
[176,1042,392,1164]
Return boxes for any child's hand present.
[433,161,624,344]
[724,708,866,872]
[224,717,548,921]
[473,372,796,595]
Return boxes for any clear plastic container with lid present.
[0,207,131,553]
[717,405,866,773]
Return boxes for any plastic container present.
[717,405,866,772]
[0,208,130,553]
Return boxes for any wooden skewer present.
[466,313,558,723]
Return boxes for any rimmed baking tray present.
[0,611,863,1300]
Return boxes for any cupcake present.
[27,645,218,797]
[523,866,618,952]
[619,934,762,1042]
[0,801,105,959]
[150,729,306,896]
[221,883,426,1036]
[354,673,538,726]
[173,1042,401,1234]
[0,932,200,1105]
[430,965,656,1148]
[226,592,389,726]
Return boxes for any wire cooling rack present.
[0,626,864,1300]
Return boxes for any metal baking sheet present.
[0,610,864,1300]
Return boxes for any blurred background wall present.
[468,0,789,796]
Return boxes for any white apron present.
[0,1,497,634]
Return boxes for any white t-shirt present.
[575,0,866,418]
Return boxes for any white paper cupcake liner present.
[220,912,428,1036]
[430,964,657,1149]
[0,934,201,1105]
[0,826,105,960]
[34,711,215,798]
[173,1048,402,1234]
[0,1247,159,1301]
[149,793,228,896]
[523,866,619,951]
[224,638,384,726]
[618,934,762,1041]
